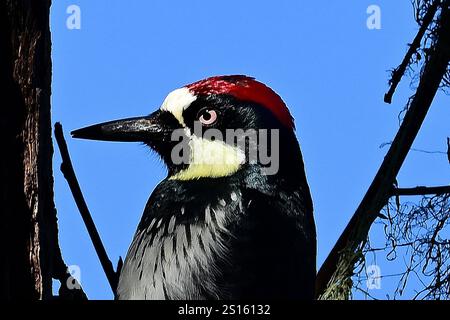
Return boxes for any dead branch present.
[54,122,119,297]
[391,185,450,196]
[316,1,450,298]
[384,0,440,104]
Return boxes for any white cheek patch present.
[189,135,246,168]
[160,87,197,126]
[161,88,245,180]
[170,131,246,181]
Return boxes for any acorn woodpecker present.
[72,75,316,300]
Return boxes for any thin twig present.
[54,122,119,297]
[384,0,440,104]
[447,137,450,163]
[391,185,450,196]
[380,141,448,155]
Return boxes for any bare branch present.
[316,1,450,299]
[391,185,450,196]
[54,122,119,297]
[384,0,440,103]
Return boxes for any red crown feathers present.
[186,75,294,130]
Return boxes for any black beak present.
[71,110,174,142]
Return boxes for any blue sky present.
[50,1,449,299]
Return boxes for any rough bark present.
[0,0,58,300]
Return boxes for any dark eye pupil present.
[202,111,211,121]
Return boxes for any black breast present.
[117,173,316,299]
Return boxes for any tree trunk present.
[0,0,57,300]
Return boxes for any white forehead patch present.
[160,87,197,125]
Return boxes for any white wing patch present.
[160,87,197,126]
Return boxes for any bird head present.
[72,75,300,180]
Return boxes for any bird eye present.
[198,109,218,126]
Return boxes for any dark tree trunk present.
[0,0,59,300]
